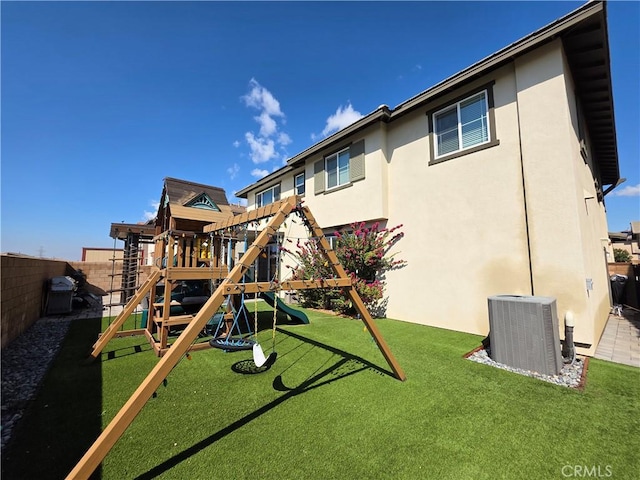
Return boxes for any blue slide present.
[260,291,309,324]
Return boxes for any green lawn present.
[3,305,639,479]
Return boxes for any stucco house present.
[609,221,640,263]
[235,1,620,356]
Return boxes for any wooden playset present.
[67,195,405,479]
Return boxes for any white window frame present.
[294,172,305,196]
[433,90,490,159]
[256,184,280,208]
[325,148,350,190]
[324,233,339,250]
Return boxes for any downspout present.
[514,68,535,296]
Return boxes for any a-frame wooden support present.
[66,196,405,480]
[88,269,162,360]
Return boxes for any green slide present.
[260,291,309,324]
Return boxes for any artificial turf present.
[2,304,639,479]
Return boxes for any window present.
[256,184,280,208]
[313,139,365,195]
[326,148,350,190]
[257,243,279,282]
[433,91,489,158]
[295,172,305,196]
[324,233,338,250]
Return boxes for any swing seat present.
[209,337,255,351]
[252,343,277,368]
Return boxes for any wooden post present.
[88,270,161,360]
[296,205,406,381]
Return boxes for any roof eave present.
[235,1,619,196]
[390,1,605,118]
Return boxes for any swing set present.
[67,195,405,479]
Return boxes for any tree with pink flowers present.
[288,221,405,316]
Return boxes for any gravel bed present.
[1,316,73,452]
[467,348,586,388]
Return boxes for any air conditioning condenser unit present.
[487,295,563,375]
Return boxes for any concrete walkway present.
[594,307,640,368]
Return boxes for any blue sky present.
[2,1,638,261]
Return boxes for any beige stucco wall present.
[515,40,611,354]
[82,248,123,262]
[270,126,389,228]
[240,40,613,356]
[384,63,532,336]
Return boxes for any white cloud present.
[142,200,160,222]
[251,168,269,178]
[321,103,363,137]
[242,78,283,117]
[278,132,292,146]
[255,111,278,137]
[227,163,240,180]
[611,183,640,197]
[240,78,292,166]
[233,140,240,148]
[245,132,276,163]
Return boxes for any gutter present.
[602,178,626,197]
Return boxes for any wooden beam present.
[164,266,228,281]
[346,286,406,381]
[203,196,300,233]
[296,205,406,382]
[88,270,161,360]
[152,314,194,327]
[220,278,351,294]
[113,329,146,338]
[66,196,297,480]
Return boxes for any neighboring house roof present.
[609,231,629,242]
[236,0,618,198]
[229,203,247,215]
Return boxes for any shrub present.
[289,221,405,316]
[613,248,632,263]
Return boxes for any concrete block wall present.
[68,262,153,293]
[1,254,71,348]
[69,261,123,293]
[1,255,157,349]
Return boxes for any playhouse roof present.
[163,177,230,208]
[155,177,245,229]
